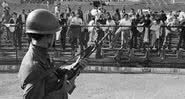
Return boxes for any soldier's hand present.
[63,75,76,94]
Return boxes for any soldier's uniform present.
[19,44,68,99]
[18,9,81,99]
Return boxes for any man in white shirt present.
[70,15,83,25]
[68,11,83,56]
[166,11,174,24]
[20,9,27,24]
[111,14,132,48]
[88,18,97,43]
[178,11,185,21]
[106,17,116,47]
[54,4,60,18]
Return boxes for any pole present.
[15,30,18,67]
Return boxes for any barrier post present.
[15,27,18,67]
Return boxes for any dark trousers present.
[78,29,89,55]
[13,27,22,50]
[177,30,185,50]
[79,29,89,50]
[70,37,78,51]
[160,27,166,49]
[60,27,67,50]
[17,28,22,50]
[130,29,138,49]
[95,29,104,59]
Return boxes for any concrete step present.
[165,54,178,58]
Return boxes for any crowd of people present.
[0,6,28,50]
[56,4,185,58]
[1,1,185,58]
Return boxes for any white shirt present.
[151,20,162,38]
[21,14,26,23]
[166,14,174,24]
[106,20,116,31]
[88,20,95,32]
[178,11,185,21]
[54,6,59,14]
[70,17,83,25]
[119,18,131,30]
[2,2,8,8]
[167,18,179,32]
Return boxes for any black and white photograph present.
[0,0,185,99]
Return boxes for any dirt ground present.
[0,73,185,99]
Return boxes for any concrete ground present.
[0,73,185,99]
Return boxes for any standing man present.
[59,13,67,50]
[17,9,28,50]
[18,9,87,99]
[68,11,83,56]
[130,14,140,49]
[177,18,185,50]
[18,9,27,25]
[9,12,18,47]
[77,6,83,20]
[111,14,132,48]
[54,4,60,18]
[113,8,121,25]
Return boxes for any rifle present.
[55,28,111,93]
[56,27,111,80]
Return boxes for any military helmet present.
[26,9,60,34]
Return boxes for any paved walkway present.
[0,73,185,99]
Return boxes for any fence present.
[0,24,185,67]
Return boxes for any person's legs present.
[60,29,67,50]
[96,29,104,59]
[182,33,185,49]
[78,36,84,54]
[84,30,89,48]
[168,33,172,50]
[12,31,17,47]
[17,29,22,50]
[121,31,124,48]
[111,27,121,48]
[150,31,157,48]
[130,30,138,49]
[71,37,77,56]
[95,42,102,59]
[124,30,130,49]
[177,32,183,50]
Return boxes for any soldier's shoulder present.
[21,51,34,65]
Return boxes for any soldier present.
[18,9,87,99]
